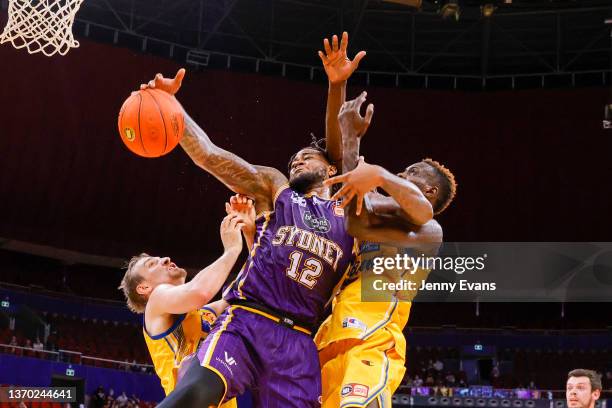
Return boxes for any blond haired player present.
[316,91,457,407]
[119,195,255,407]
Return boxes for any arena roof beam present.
[227,16,270,58]
[415,21,479,73]
[351,0,369,49]
[492,21,555,72]
[100,0,130,32]
[493,5,612,18]
[201,0,239,48]
[268,0,275,58]
[562,29,609,71]
[481,16,491,79]
[362,29,411,72]
[133,0,192,32]
[271,13,339,59]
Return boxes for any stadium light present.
[440,0,460,21]
[383,0,422,8]
[481,3,496,17]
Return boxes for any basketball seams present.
[136,91,149,157]
[145,89,169,156]
[117,89,183,158]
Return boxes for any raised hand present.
[225,194,256,250]
[139,68,186,95]
[220,213,245,253]
[324,157,383,215]
[338,91,374,139]
[226,194,256,236]
[318,31,366,85]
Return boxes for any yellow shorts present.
[318,328,406,408]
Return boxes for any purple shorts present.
[196,305,321,407]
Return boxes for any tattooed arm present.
[180,113,287,213]
[140,69,287,214]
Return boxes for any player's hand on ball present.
[338,91,374,139]
[220,213,245,253]
[318,31,366,84]
[140,68,186,95]
[225,195,256,237]
[324,157,383,215]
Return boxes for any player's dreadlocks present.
[422,158,457,215]
[287,133,333,172]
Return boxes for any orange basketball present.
[117,89,185,158]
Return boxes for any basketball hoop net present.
[1,0,84,56]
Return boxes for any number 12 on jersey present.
[286,251,323,289]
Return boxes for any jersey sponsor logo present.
[341,383,370,398]
[291,192,307,207]
[215,352,236,376]
[303,211,331,233]
[124,127,135,142]
[342,317,367,331]
[332,202,344,217]
[224,351,237,366]
[313,196,327,206]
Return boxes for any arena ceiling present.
[6,0,612,86]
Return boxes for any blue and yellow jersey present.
[143,307,217,395]
[315,241,427,350]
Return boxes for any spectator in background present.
[91,386,106,408]
[24,339,34,357]
[458,378,467,388]
[413,374,424,387]
[433,359,444,372]
[445,372,456,386]
[33,337,44,350]
[439,383,450,397]
[426,373,435,386]
[9,336,19,355]
[116,392,128,406]
[33,337,44,359]
[566,369,601,408]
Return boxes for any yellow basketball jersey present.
[144,307,217,395]
[315,241,427,350]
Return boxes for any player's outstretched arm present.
[141,69,287,213]
[203,299,229,317]
[349,214,442,249]
[324,94,438,246]
[180,111,287,214]
[319,32,366,170]
[147,214,244,315]
[331,159,434,226]
[325,93,433,225]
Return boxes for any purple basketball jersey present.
[224,186,355,324]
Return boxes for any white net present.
[1,0,84,56]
